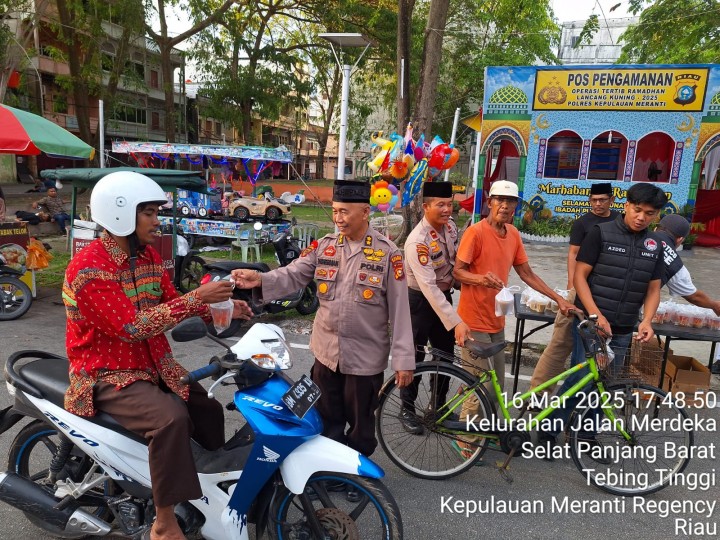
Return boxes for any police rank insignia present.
[417,244,430,266]
[391,255,405,280]
[300,244,317,257]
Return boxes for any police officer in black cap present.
[399,181,471,433]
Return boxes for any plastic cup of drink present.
[210,299,234,334]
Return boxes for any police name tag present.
[282,374,322,418]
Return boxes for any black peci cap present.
[590,182,613,195]
[422,181,453,198]
[333,180,371,203]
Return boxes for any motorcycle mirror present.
[253,221,263,231]
[171,317,209,342]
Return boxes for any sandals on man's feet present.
[451,440,486,467]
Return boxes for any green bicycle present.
[376,314,694,496]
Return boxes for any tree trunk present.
[396,0,415,133]
[159,42,177,143]
[399,0,450,242]
[412,0,450,138]
[56,0,92,145]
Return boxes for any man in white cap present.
[452,180,573,458]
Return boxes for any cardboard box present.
[664,354,711,406]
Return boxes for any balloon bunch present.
[366,124,460,209]
[370,180,399,213]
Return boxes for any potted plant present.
[682,222,705,250]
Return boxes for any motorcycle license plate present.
[282,374,321,418]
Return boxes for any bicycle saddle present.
[466,340,507,359]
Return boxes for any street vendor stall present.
[1,104,95,296]
[470,64,720,218]
[110,141,294,199]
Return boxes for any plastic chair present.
[291,223,319,250]
[230,224,261,262]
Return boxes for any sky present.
[551,0,632,23]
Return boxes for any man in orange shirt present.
[453,181,572,455]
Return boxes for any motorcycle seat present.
[14,357,148,445]
[204,261,270,273]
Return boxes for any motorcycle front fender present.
[279,436,384,494]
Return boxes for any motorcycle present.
[197,222,320,338]
[0,319,403,539]
[0,254,33,321]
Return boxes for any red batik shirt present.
[62,233,209,416]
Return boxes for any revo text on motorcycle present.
[0,319,402,539]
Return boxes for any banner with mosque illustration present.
[479,64,720,218]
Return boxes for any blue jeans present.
[53,212,70,232]
[548,322,632,435]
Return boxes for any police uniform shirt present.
[405,216,462,331]
[255,225,415,376]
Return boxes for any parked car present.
[228,194,291,221]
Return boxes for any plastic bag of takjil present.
[523,289,552,313]
[495,285,521,316]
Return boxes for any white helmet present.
[90,171,168,236]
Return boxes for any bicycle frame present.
[434,348,632,443]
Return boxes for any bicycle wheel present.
[568,382,693,496]
[376,362,494,480]
[0,276,32,320]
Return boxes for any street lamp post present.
[318,33,372,181]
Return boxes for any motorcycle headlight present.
[267,340,292,370]
[251,354,278,370]
[250,340,292,371]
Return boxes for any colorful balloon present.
[402,159,429,207]
[442,147,460,170]
[367,149,388,173]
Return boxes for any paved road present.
[1,244,719,539]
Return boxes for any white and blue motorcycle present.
[0,319,402,539]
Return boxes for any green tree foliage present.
[430,0,559,143]
[51,0,146,149]
[0,1,49,106]
[618,0,720,63]
[189,1,322,145]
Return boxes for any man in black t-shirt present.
[546,184,666,447]
[530,183,619,392]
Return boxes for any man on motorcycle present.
[232,180,415,500]
[62,171,252,540]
